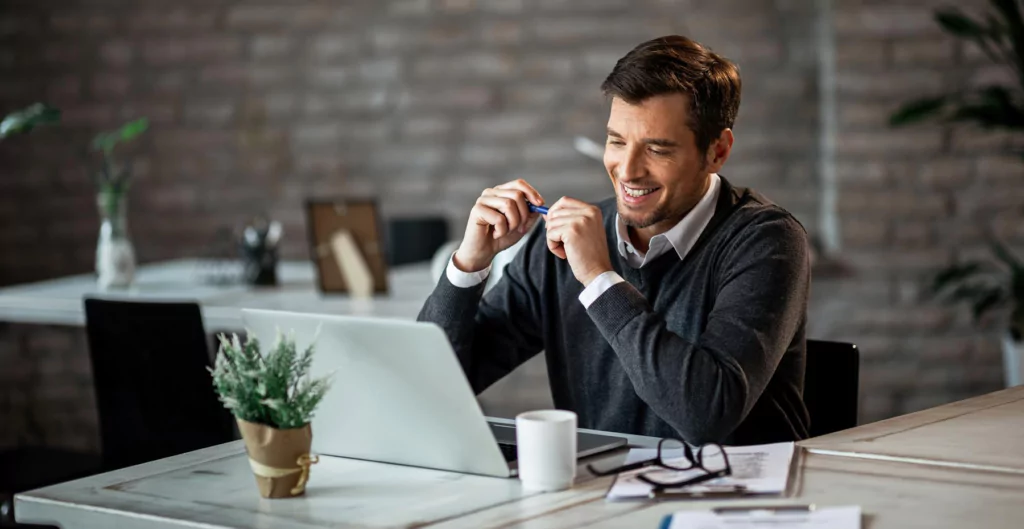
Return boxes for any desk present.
[0,259,437,328]
[801,385,1024,474]
[15,399,1024,529]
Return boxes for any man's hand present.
[544,197,612,286]
[453,179,545,273]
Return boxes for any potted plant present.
[930,240,1024,386]
[90,117,148,289]
[891,0,1024,387]
[0,103,60,140]
[210,331,332,498]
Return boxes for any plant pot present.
[1000,334,1024,388]
[237,418,317,498]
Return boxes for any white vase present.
[999,333,1024,387]
[95,191,136,289]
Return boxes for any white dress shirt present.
[447,173,721,308]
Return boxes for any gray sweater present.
[418,176,811,445]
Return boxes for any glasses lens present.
[699,444,728,474]
[657,438,696,470]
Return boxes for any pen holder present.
[241,243,278,286]
[240,218,281,286]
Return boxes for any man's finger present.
[496,179,545,208]
[478,196,522,232]
[474,205,509,238]
[545,225,567,259]
[487,188,531,229]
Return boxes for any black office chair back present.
[84,298,235,470]
[386,217,449,266]
[804,340,860,438]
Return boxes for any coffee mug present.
[515,409,577,492]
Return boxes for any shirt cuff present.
[578,271,625,308]
[445,254,491,288]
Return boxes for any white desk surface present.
[15,418,1024,529]
[0,259,437,328]
[801,385,1024,474]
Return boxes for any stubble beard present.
[617,198,669,229]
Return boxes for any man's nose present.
[617,147,645,181]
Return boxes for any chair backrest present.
[386,217,450,266]
[804,340,860,438]
[84,298,235,470]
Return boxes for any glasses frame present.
[587,438,733,492]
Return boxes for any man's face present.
[603,94,711,232]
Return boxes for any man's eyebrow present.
[645,138,679,148]
[606,128,679,148]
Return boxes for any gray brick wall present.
[0,0,1009,451]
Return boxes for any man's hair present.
[601,35,741,155]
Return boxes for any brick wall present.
[0,0,1009,451]
[814,0,1006,419]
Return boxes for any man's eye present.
[649,148,669,156]
[607,139,625,146]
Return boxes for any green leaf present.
[119,117,149,141]
[91,117,149,154]
[946,283,1002,305]
[931,262,988,294]
[945,86,1024,129]
[936,10,989,39]
[991,238,1024,272]
[972,288,1008,320]
[0,103,60,138]
[890,97,948,126]
[990,0,1024,77]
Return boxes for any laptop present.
[240,309,627,478]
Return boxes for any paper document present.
[606,442,795,500]
[662,505,861,529]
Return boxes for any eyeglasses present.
[587,438,733,492]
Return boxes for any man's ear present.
[704,129,734,172]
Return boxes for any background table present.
[0,259,438,329]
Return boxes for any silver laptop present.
[241,309,627,478]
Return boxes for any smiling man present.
[418,35,811,445]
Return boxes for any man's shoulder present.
[725,182,807,237]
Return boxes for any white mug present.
[515,409,577,492]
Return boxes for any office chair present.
[83,298,235,470]
[0,448,100,524]
[804,340,860,438]
[386,217,449,266]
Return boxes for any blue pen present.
[528,203,549,215]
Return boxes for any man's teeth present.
[624,186,656,197]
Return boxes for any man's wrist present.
[452,250,492,274]
[580,266,614,287]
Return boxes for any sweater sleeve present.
[585,212,810,445]
[417,229,546,394]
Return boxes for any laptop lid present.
[241,309,513,478]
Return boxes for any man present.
[418,35,810,445]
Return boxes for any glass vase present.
[95,190,136,289]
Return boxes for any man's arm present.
[418,228,546,394]
[586,212,810,445]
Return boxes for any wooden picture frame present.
[304,199,389,295]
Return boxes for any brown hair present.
[601,35,741,155]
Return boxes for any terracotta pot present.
[237,418,316,498]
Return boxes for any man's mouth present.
[621,183,661,201]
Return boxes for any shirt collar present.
[615,172,721,264]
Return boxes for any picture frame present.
[304,199,389,295]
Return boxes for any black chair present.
[804,340,860,438]
[83,298,235,471]
[386,217,449,266]
[0,448,100,525]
